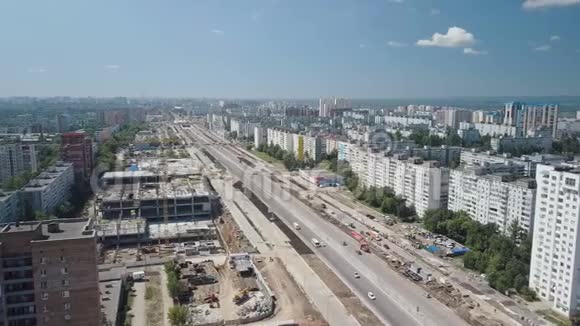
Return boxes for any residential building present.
[230,119,260,139]
[529,164,580,318]
[266,128,294,153]
[0,218,101,326]
[20,162,74,216]
[460,149,569,177]
[342,145,449,217]
[458,122,481,145]
[0,190,20,223]
[254,127,267,149]
[491,136,553,153]
[448,165,536,235]
[472,122,518,137]
[0,143,37,185]
[435,108,472,129]
[503,102,559,137]
[55,113,70,133]
[61,131,94,184]
[378,115,432,127]
[318,98,351,117]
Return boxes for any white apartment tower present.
[529,164,580,317]
[448,166,536,235]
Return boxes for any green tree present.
[168,305,189,326]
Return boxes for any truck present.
[351,231,370,253]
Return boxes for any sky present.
[0,0,579,98]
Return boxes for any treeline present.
[354,186,416,221]
[96,123,146,171]
[552,135,580,154]
[423,209,537,301]
[255,143,317,170]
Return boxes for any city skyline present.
[1,0,579,98]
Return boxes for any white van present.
[132,271,145,281]
[293,222,301,230]
[311,238,321,247]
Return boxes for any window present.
[61,267,68,275]
[62,279,70,286]
[64,314,71,321]
[64,303,71,311]
[40,269,47,277]
[43,306,48,313]
[40,257,47,264]
[60,255,66,263]
[62,290,70,298]
[40,281,47,289]
[565,178,576,187]
[42,292,48,300]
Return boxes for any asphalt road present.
[180,123,467,326]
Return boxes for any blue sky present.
[0,0,579,98]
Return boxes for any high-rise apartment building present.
[254,127,267,149]
[529,164,580,318]
[448,165,536,235]
[0,144,38,185]
[0,218,101,326]
[342,144,449,217]
[503,102,558,137]
[318,98,351,117]
[266,128,294,153]
[61,132,93,184]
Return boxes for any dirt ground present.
[145,271,164,326]
[256,257,328,325]
[302,254,383,326]
[189,260,260,321]
[216,211,256,254]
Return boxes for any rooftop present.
[0,218,95,241]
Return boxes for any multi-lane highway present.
[178,122,467,326]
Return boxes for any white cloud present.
[359,43,367,49]
[416,27,476,48]
[550,35,560,41]
[464,48,488,55]
[523,0,580,8]
[535,44,551,51]
[210,29,224,35]
[387,41,408,47]
[104,64,120,70]
[27,67,47,73]
[430,8,441,15]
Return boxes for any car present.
[368,292,376,300]
[353,272,360,278]
[424,293,432,298]
[320,242,327,247]
[341,241,347,246]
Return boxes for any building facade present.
[20,162,74,216]
[0,144,38,185]
[0,191,20,224]
[61,132,94,184]
[529,164,580,318]
[0,219,101,326]
[448,166,536,235]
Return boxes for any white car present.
[368,292,376,300]
[320,242,327,247]
[353,272,360,278]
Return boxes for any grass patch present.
[145,285,157,301]
[251,150,276,163]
